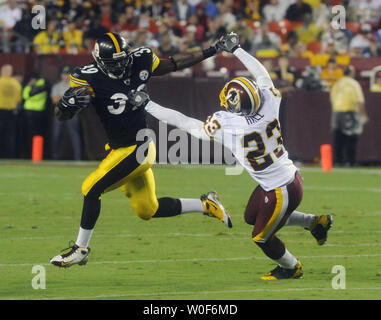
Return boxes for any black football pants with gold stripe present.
[80,141,181,230]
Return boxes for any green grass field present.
[0,162,381,300]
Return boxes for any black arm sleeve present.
[152,47,217,77]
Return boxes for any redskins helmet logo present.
[219,77,261,116]
[226,88,240,106]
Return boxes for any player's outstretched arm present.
[215,33,274,89]
[152,45,218,76]
[234,47,274,88]
[145,101,211,141]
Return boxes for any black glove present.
[214,32,241,54]
[128,86,150,110]
[58,87,92,114]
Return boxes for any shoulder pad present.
[70,64,98,91]
[72,63,99,79]
[131,47,155,72]
[131,46,152,57]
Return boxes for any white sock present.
[275,249,298,269]
[285,211,316,229]
[75,227,94,248]
[179,198,204,213]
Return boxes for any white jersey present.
[145,47,298,191]
[203,87,297,191]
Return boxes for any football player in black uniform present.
[50,32,232,268]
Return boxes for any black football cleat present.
[261,262,303,280]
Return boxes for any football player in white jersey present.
[136,33,332,280]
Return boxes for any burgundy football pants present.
[244,171,304,260]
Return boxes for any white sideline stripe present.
[3,229,381,241]
[2,232,232,241]
[1,185,380,198]
[1,164,381,175]
[1,253,381,268]
[300,167,381,175]
[16,286,381,300]
[304,186,381,193]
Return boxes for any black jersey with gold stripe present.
[70,46,160,149]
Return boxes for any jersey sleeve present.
[145,101,210,141]
[233,48,274,89]
[69,66,95,94]
[131,47,161,74]
[202,112,228,144]
[260,87,282,115]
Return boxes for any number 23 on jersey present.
[242,118,284,172]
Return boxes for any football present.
[72,86,92,97]
[70,86,93,108]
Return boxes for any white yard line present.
[1,185,380,198]
[304,186,381,193]
[2,229,381,241]
[1,163,381,173]
[1,253,381,268]
[299,167,381,175]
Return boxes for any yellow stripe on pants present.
[253,187,283,243]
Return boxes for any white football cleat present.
[50,243,90,268]
[201,191,233,228]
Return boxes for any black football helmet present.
[92,33,132,79]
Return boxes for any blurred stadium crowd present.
[2,0,381,89]
[1,0,381,59]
